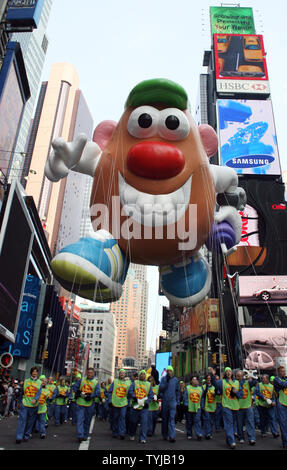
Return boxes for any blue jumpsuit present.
[16,380,42,442]
[73,378,100,440]
[273,376,287,446]
[159,375,180,441]
[107,381,130,438]
[128,381,154,442]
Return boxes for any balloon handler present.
[45,78,245,307]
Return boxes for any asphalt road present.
[0,413,285,458]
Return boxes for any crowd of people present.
[0,376,22,419]
[4,363,287,449]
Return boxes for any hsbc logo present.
[251,83,267,91]
[217,79,270,95]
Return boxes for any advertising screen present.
[156,351,172,381]
[238,204,260,247]
[210,7,255,35]
[242,328,287,371]
[214,34,270,95]
[0,181,34,342]
[217,99,281,176]
[0,54,25,176]
[0,275,41,358]
[239,275,287,305]
[179,299,219,340]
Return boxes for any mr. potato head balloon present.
[45,78,245,307]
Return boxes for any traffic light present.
[212,353,217,365]
[43,351,48,359]
[221,354,227,363]
[0,352,13,368]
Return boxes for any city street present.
[0,414,284,454]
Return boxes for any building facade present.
[9,0,53,181]
[110,264,148,369]
[80,307,117,382]
[24,62,94,257]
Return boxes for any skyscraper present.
[24,62,94,257]
[8,0,53,181]
[110,263,148,368]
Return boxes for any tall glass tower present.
[9,0,53,181]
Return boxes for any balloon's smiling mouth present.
[118,172,192,227]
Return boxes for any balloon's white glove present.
[44,133,101,182]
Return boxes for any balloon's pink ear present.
[93,120,117,150]
[198,124,218,158]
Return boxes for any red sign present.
[59,297,81,321]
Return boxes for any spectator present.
[4,381,14,417]
[150,364,159,385]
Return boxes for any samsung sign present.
[6,0,44,28]
[226,156,275,169]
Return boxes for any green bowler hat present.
[125,78,190,111]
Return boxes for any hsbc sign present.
[217,79,270,95]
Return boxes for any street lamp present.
[41,315,53,374]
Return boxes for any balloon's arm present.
[44,133,101,182]
[209,164,247,211]
[209,164,238,193]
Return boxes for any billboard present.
[179,299,219,340]
[214,34,270,95]
[156,351,172,380]
[227,203,266,267]
[217,99,281,176]
[0,180,34,342]
[239,275,287,305]
[6,0,44,29]
[0,42,29,177]
[210,6,255,35]
[0,275,41,358]
[242,328,287,371]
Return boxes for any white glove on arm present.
[44,133,101,182]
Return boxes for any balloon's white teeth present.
[118,172,192,227]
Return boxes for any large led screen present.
[214,34,269,86]
[156,352,172,381]
[217,99,281,176]
[242,328,287,371]
[0,275,41,358]
[0,181,34,342]
[239,275,287,305]
[0,55,25,176]
[210,7,255,35]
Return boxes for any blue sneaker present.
[51,230,129,302]
[159,253,211,307]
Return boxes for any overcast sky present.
[40,0,287,351]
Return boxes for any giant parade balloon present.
[45,78,246,306]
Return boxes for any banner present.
[210,7,255,35]
[179,299,219,340]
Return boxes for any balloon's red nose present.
[127,141,185,179]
